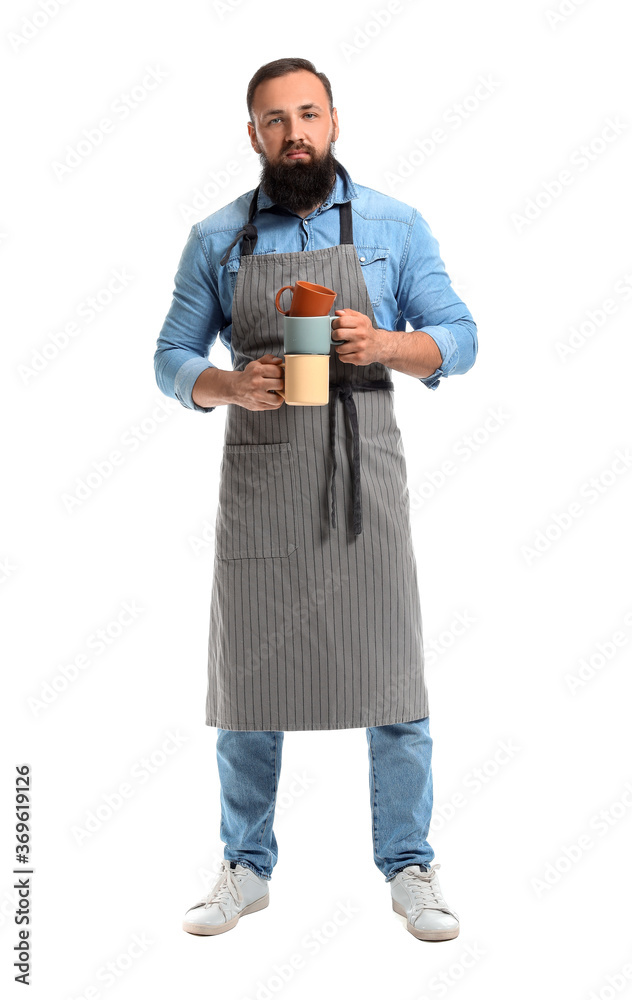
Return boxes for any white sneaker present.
[390,863,460,941]
[183,860,270,936]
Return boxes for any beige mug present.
[275,354,330,406]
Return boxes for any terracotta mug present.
[274,355,330,406]
[275,280,337,317]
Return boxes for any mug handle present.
[275,286,294,316]
[330,315,348,345]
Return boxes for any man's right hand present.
[190,355,285,409]
[232,354,285,410]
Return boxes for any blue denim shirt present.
[154,163,477,412]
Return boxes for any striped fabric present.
[206,231,429,731]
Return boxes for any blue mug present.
[283,315,348,354]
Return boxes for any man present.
[154,57,477,943]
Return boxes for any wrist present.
[192,367,240,407]
[376,329,443,378]
[376,329,400,367]
[222,369,242,404]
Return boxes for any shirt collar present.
[255,160,358,216]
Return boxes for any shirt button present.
[359,256,366,262]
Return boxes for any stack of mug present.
[274,280,343,405]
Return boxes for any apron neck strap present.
[338,197,353,245]
[220,162,353,265]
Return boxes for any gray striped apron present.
[206,164,429,731]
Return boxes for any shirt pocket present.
[216,442,298,559]
[355,246,390,308]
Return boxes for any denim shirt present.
[154,163,477,412]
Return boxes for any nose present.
[284,115,307,144]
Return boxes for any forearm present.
[377,329,443,379]
[191,367,241,408]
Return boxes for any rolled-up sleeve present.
[154,224,225,412]
[397,209,478,390]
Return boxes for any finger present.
[333,313,359,328]
[332,343,355,357]
[334,313,356,325]
[332,327,355,342]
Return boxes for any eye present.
[267,113,318,125]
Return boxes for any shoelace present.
[190,860,244,917]
[400,863,459,922]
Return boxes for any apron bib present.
[206,164,429,731]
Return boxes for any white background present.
[3,0,632,996]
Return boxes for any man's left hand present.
[331,309,386,366]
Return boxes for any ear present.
[247,122,260,154]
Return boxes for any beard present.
[258,140,338,214]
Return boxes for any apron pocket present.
[216,442,298,559]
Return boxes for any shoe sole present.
[183,892,269,936]
[391,899,460,941]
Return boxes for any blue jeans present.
[215,717,434,883]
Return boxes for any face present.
[248,70,340,214]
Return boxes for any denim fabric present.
[215,717,433,882]
[154,162,477,412]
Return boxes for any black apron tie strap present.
[329,379,394,535]
[219,222,259,266]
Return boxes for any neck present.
[294,205,318,219]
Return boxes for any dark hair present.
[246,58,334,123]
